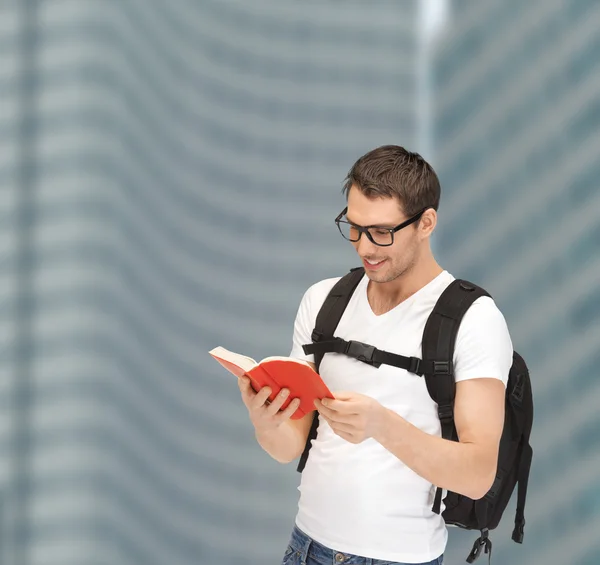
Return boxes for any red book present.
[209,346,334,420]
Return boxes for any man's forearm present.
[374,408,496,500]
[255,422,304,464]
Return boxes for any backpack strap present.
[422,279,491,513]
[511,351,534,543]
[296,267,365,473]
[303,337,423,374]
[512,442,532,543]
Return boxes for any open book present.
[209,346,334,420]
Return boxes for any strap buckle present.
[434,361,453,375]
[311,329,324,342]
[438,403,454,422]
[466,529,492,564]
[408,357,422,375]
[345,340,376,365]
[512,518,525,544]
[511,373,525,403]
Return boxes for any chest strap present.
[302,336,424,376]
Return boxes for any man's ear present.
[418,208,437,239]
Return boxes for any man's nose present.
[356,232,377,255]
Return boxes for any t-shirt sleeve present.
[289,278,340,364]
[289,286,316,364]
[452,296,513,387]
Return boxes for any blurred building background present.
[1,1,421,565]
[433,2,600,564]
[0,1,598,565]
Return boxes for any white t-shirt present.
[289,270,513,563]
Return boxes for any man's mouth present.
[363,258,387,270]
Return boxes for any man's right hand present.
[238,376,301,433]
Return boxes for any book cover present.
[209,346,333,419]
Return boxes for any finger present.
[238,380,251,406]
[330,420,357,434]
[238,376,252,394]
[332,391,355,401]
[321,414,355,434]
[320,415,356,439]
[265,388,291,416]
[317,398,344,412]
[238,377,255,405]
[314,398,332,413]
[250,386,272,410]
[315,401,334,419]
[316,401,354,423]
[320,413,343,431]
[277,397,302,421]
[321,416,358,443]
[322,398,360,415]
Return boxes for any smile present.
[363,258,387,270]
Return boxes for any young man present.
[238,146,512,565]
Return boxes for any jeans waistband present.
[285,524,443,565]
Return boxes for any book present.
[208,346,334,420]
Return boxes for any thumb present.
[333,391,356,401]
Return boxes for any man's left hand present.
[314,392,387,444]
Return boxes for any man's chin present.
[365,270,391,283]
[365,265,406,284]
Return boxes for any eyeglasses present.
[335,206,428,247]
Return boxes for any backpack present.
[296,267,533,564]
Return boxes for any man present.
[238,146,512,565]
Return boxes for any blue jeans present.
[281,525,444,565]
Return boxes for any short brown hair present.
[342,145,441,216]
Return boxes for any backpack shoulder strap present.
[422,279,491,412]
[306,266,366,371]
[296,267,365,473]
[422,279,491,512]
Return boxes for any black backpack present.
[296,267,533,564]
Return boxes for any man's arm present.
[374,377,505,499]
[255,409,315,464]
[239,361,317,464]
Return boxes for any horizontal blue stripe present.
[186,0,414,49]
[131,0,416,72]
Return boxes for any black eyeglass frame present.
[334,206,430,247]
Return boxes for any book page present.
[260,356,313,369]
[209,346,257,374]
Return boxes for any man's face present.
[345,186,421,284]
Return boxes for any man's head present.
[338,145,441,284]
